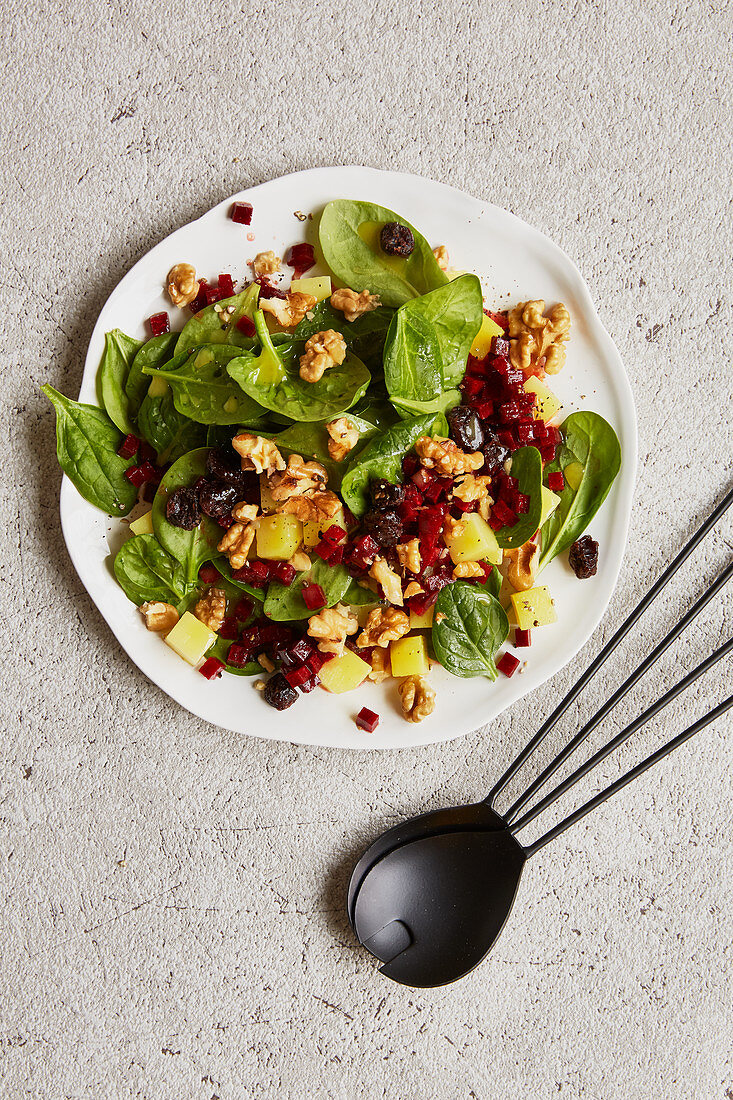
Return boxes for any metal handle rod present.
[486,485,733,809]
[524,694,733,856]
[503,559,733,824]
[510,636,733,835]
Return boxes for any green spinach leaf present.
[227,311,371,423]
[113,533,188,606]
[432,582,509,679]
[125,332,178,420]
[319,200,448,307]
[539,411,622,571]
[176,284,260,356]
[339,412,449,516]
[285,299,394,370]
[495,446,544,549]
[152,447,222,584]
[137,368,206,464]
[143,344,267,425]
[97,329,143,435]
[263,557,352,621]
[42,384,137,516]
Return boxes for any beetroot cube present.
[284,664,310,689]
[544,425,562,446]
[314,539,337,562]
[488,512,505,532]
[492,499,517,527]
[355,707,380,733]
[231,201,253,225]
[286,242,316,276]
[199,563,221,583]
[188,280,208,313]
[491,336,510,357]
[461,375,484,399]
[205,284,223,305]
[299,674,319,693]
[117,433,140,460]
[402,453,420,477]
[124,464,147,487]
[218,273,235,297]
[322,524,346,545]
[473,399,494,420]
[227,643,251,668]
[198,657,225,680]
[497,652,520,677]
[514,492,530,515]
[273,562,296,586]
[328,545,344,564]
[148,312,170,336]
[235,314,256,338]
[250,560,270,581]
[255,280,287,300]
[514,628,532,648]
[407,590,439,616]
[547,471,565,492]
[486,310,509,332]
[233,597,253,622]
[218,617,238,640]
[516,423,533,446]
[302,583,326,610]
[305,650,326,674]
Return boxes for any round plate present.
[61,166,637,750]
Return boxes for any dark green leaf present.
[152,447,222,584]
[113,533,188,605]
[143,343,267,425]
[176,285,260,356]
[263,557,352,621]
[97,329,143,435]
[125,332,178,420]
[432,582,509,679]
[137,365,206,464]
[495,447,544,549]
[286,299,394,370]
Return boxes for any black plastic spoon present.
[348,488,733,988]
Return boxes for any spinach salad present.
[43,199,621,731]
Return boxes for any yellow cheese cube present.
[303,508,346,548]
[564,461,584,491]
[510,586,558,630]
[539,486,560,527]
[470,313,505,359]
[290,276,332,302]
[256,514,303,560]
[164,612,216,665]
[409,605,434,630]
[129,510,154,536]
[524,376,562,423]
[446,512,503,565]
[318,648,371,693]
[389,634,430,677]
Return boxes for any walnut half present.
[232,433,286,475]
[326,417,359,462]
[415,436,484,477]
[299,329,346,383]
[398,675,436,722]
[508,300,571,376]
[307,603,358,656]
[330,287,381,322]
[261,291,317,328]
[140,602,179,633]
[166,263,199,308]
[194,587,226,632]
[357,607,410,648]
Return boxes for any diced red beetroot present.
[539,443,557,464]
[515,423,534,446]
[314,539,337,562]
[284,637,313,664]
[418,505,448,545]
[347,535,379,569]
[284,664,311,689]
[497,652,521,677]
[461,375,484,399]
[497,429,515,449]
[546,471,564,492]
[117,433,140,460]
[199,563,221,583]
[473,399,494,420]
[205,284,223,305]
[137,460,160,485]
[492,355,511,376]
[355,707,380,733]
[188,280,208,313]
[231,564,266,588]
[492,499,517,528]
[305,650,326,674]
[411,467,436,492]
[322,524,346,545]
[286,242,316,276]
[218,617,238,640]
[218,514,235,530]
[514,628,532,648]
[250,560,270,581]
[227,643,252,667]
[255,277,287,300]
[485,310,509,332]
[302,583,326,610]
[514,492,530,515]
[328,545,344,564]
[148,311,170,336]
[273,562,296,586]
[423,478,448,503]
[491,335,510,357]
[499,401,525,423]
[231,201,253,225]
[452,498,478,514]
[402,453,420,477]
[124,464,147,487]
[488,512,505,532]
[544,425,562,446]
[218,273,235,297]
[198,657,225,680]
[299,674,319,693]
[498,474,518,497]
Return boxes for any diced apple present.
[524,376,562,423]
[446,512,503,565]
[510,586,558,630]
[409,605,434,630]
[470,313,505,359]
[318,648,371,693]
[390,634,429,677]
[303,508,346,548]
[164,611,216,665]
[130,510,154,536]
[564,461,584,491]
[539,486,560,528]
[290,276,332,302]
[256,514,303,560]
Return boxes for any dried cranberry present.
[380,222,414,257]
[569,535,599,579]
[362,509,404,548]
[199,480,241,519]
[370,478,406,511]
[482,431,511,473]
[206,446,239,481]
[165,487,200,529]
[263,672,299,711]
[447,406,484,452]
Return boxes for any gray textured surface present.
[2,0,732,1096]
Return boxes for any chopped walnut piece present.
[288,550,312,572]
[252,250,281,275]
[232,433,286,475]
[257,653,275,673]
[139,601,179,633]
[369,556,404,606]
[453,561,485,579]
[403,580,424,600]
[434,611,447,624]
[398,675,436,723]
[366,647,390,683]
[307,603,358,657]
[432,245,449,271]
[299,329,346,383]
[508,300,571,376]
[442,515,466,541]
[269,454,329,502]
[505,537,539,591]
[279,491,341,524]
[326,417,359,462]
[166,263,199,308]
[330,287,381,322]
[194,587,226,632]
[232,502,259,524]
[395,538,422,574]
[261,291,317,328]
[357,607,410,648]
[218,505,258,569]
[452,474,493,519]
[415,435,484,477]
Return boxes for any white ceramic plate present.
[60,166,637,750]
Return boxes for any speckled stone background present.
[2,0,731,1096]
